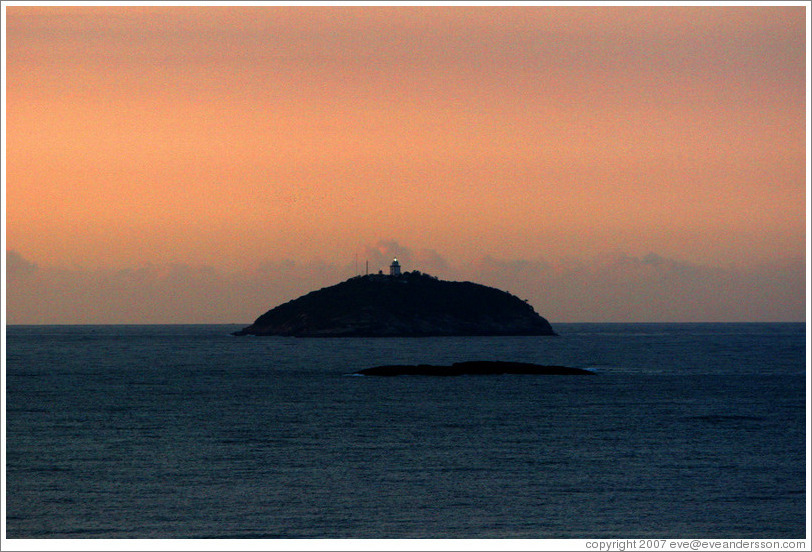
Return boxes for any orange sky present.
[4,4,808,323]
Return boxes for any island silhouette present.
[233,262,556,337]
[354,361,592,376]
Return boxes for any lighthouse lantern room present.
[389,258,401,276]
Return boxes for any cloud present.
[362,240,411,271]
[6,250,38,276]
[360,240,451,276]
[4,246,806,324]
[450,251,805,323]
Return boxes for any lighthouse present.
[389,258,401,276]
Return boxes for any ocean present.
[4,323,807,539]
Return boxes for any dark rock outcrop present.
[233,271,556,337]
[355,361,593,376]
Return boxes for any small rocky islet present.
[354,361,594,377]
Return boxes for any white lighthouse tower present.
[389,258,401,276]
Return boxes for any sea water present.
[5,323,807,538]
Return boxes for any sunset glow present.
[4,3,807,323]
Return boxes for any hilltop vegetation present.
[233,271,556,337]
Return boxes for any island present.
[354,361,593,376]
[233,261,556,337]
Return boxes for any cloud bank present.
[6,242,805,324]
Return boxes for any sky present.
[3,2,809,324]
